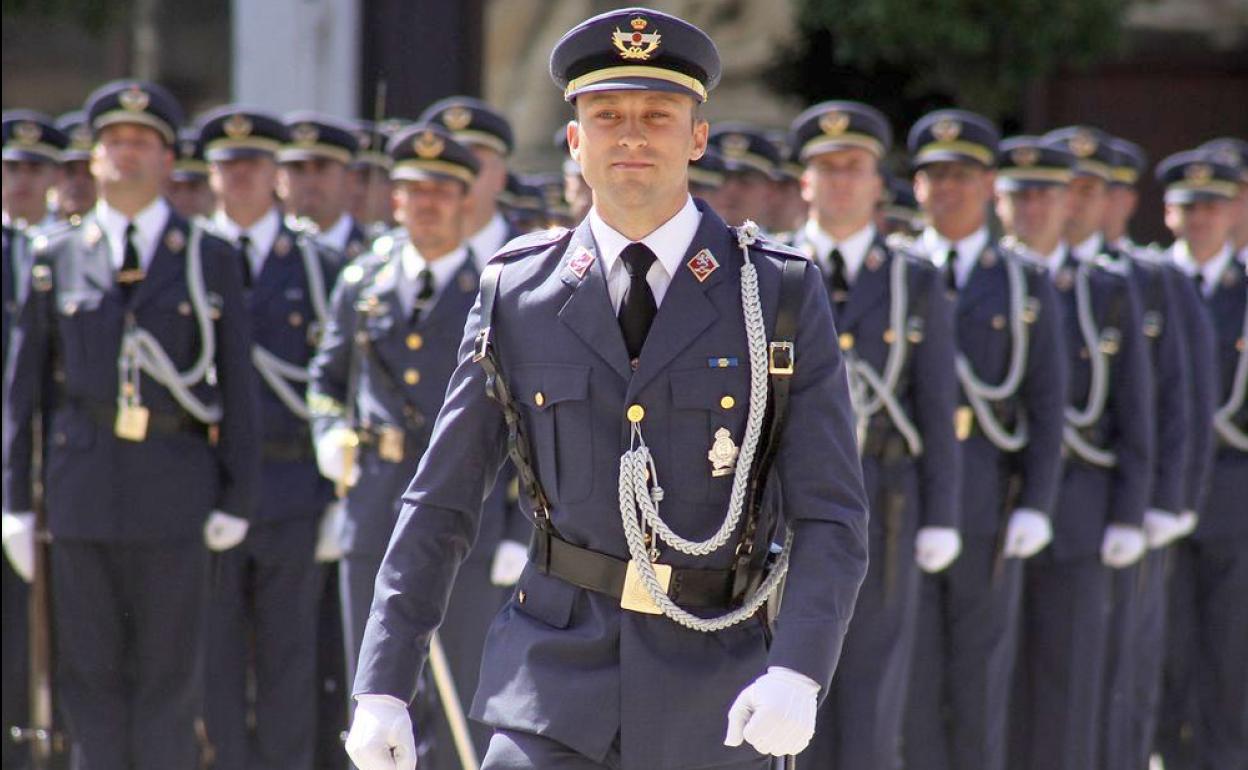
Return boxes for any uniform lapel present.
[77,214,120,296]
[556,220,633,381]
[421,252,477,332]
[838,239,889,331]
[957,245,1002,317]
[250,227,298,309]
[129,214,187,311]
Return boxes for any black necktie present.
[827,247,850,311]
[236,234,253,289]
[411,268,434,324]
[618,242,657,361]
[118,222,143,300]
[1193,272,1205,296]
[944,247,958,292]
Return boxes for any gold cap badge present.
[612,18,661,60]
[413,130,444,159]
[1070,129,1098,158]
[1185,163,1213,184]
[819,111,850,137]
[441,106,472,131]
[1011,147,1040,167]
[223,114,253,139]
[12,122,41,145]
[931,118,961,143]
[118,86,150,112]
[290,123,319,145]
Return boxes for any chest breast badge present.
[708,427,739,477]
[568,247,595,279]
[687,249,719,283]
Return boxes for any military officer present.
[689,146,727,210]
[764,128,806,235]
[348,119,398,235]
[901,114,1069,770]
[342,8,869,770]
[1200,138,1248,261]
[166,126,215,219]
[279,111,370,262]
[1,79,259,769]
[556,125,594,224]
[197,105,341,770]
[786,100,961,770]
[308,123,494,767]
[498,172,548,233]
[996,130,1153,770]
[878,173,922,238]
[53,110,98,221]
[2,111,66,234]
[1156,149,1248,770]
[707,123,782,228]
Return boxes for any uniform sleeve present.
[2,259,52,513]
[1015,273,1068,515]
[207,238,261,519]
[911,265,961,529]
[1147,270,1190,514]
[353,291,510,702]
[764,263,870,692]
[1107,278,1155,527]
[1175,276,1219,514]
[307,267,360,441]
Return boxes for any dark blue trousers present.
[2,555,30,770]
[902,536,1023,770]
[203,516,320,770]
[480,728,769,770]
[314,561,349,770]
[1009,555,1111,770]
[52,539,208,770]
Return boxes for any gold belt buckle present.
[115,403,150,442]
[377,426,405,463]
[621,560,672,615]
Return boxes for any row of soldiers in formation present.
[0,75,1245,770]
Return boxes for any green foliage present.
[2,0,131,36]
[794,0,1131,115]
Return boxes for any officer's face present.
[1103,185,1138,241]
[913,161,994,238]
[467,145,508,228]
[769,178,806,234]
[801,148,883,233]
[90,124,173,196]
[1063,175,1109,242]
[54,160,97,217]
[166,178,216,220]
[569,91,708,222]
[210,155,279,215]
[996,185,1069,252]
[278,157,348,227]
[715,170,774,228]
[2,160,60,222]
[393,177,468,259]
[348,165,394,226]
[1166,199,1234,260]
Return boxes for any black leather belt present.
[261,437,315,462]
[528,529,737,609]
[81,400,211,440]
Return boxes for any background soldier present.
[53,111,98,222]
[787,100,961,770]
[343,8,869,769]
[1200,138,1248,261]
[347,119,396,236]
[2,111,66,234]
[166,126,215,220]
[707,123,781,228]
[903,114,1068,770]
[279,112,370,261]
[198,105,341,770]
[1,79,259,768]
[1157,148,1248,770]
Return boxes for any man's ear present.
[567,120,581,164]
[690,119,709,161]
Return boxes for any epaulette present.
[29,220,77,255]
[287,215,319,235]
[194,216,228,241]
[369,231,406,261]
[490,227,571,262]
[339,250,389,286]
[747,235,806,261]
[900,249,940,274]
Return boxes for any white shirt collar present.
[398,242,468,316]
[1039,242,1069,275]
[1071,232,1104,262]
[96,196,170,272]
[319,213,356,253]
[589,195,702,309]
[803,220,876,283]
[921,225,989,289]
[1172,240,1234,296]
[213,207,282,276]
[467,212,510,272]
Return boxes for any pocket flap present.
[57,289,105,316]
[669,367,747,410]
[511,363,590,411]
[513,563,578,629]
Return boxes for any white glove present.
[489,540,527,587]
[1,512,35,583]
[203,511,249,552]
[1002,508,1053,559]
[316,426,361,487]
[724,666,820,757]
[1101,524,1147,568]
[1143,509,1186,549]
[915,527,962,573]
[316,501,346,563]
[345,694,417,770]
[1175,510,1199,538]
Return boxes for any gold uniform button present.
[518,590,527,605]
[177,301,191,316]
[991,315,1006,330]
[534,391,545,407]
[883,329,896,344]
[406,333,423,350]
[404,368,420,385]
[1237,337,1246,352]
[288,311,303,327]
[839,332,854,350]
[720,395,735,410]
[627,404,645,423]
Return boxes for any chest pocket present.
[55,289,112,381]
[958,303,1013,385]
[512,363,593,504]
[666,367,750,504]
[143,290,204,370]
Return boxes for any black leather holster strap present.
[529,529,739,609]
[80,399,212,440]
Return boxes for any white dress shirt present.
[467,212,510,272]
[1171,240,1234,297]
[1070,232,1104,263]
[213,207,282,278]
[921,225,990,290]
[589,195,702,312]
[96,196,171,273]
[1036,242,1070,276]
[802,220,876,284]
[318,213,357,254]
[398,242,468,318]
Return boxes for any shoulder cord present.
[1063,263,1117,467]
[618,221,792,633]
[118,224,221,423]
[844,254,922,455]
[250,238,332,420]
[1213,297,1248,450]
[955,250,1031,452]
